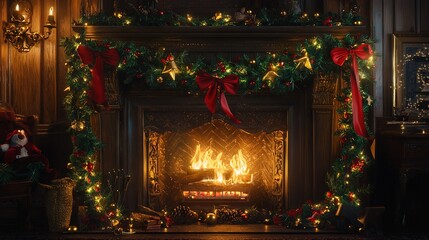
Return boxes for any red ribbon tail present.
[220,92,241,124]
[90,57,107,106]
[204,85,217,114]
[350,57,368,137]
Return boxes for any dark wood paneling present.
[394,0,416,32]
[382,0,394,117]
[312,109,333,200]
[41,0,58,123]
[0,0,9,102]
[371,0,384,118]
[10,45,41,116]
[56,0,74,122]
[421,0,429,33]
[9,0,42,116]
[95,110,121,175]
[304,1,323,14]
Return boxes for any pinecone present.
[230,215,244,224]
[216,207,243,224]
[170,205,198,225]
[246,208,264,223]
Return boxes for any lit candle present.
[12,4,20,21]
[47,6,55,25]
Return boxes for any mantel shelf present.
[73,25,369,53]
[73,25,368,41]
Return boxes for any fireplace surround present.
[76,26,366,213]
[128,90,309,212]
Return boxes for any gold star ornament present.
[162,54,181,80]
[294,49,312,71]
[263,64,280,85]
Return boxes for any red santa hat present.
[5,129,24,142]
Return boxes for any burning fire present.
[190,145,253,184]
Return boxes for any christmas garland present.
[63,32,375,229]
[78,8,363,27]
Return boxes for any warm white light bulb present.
[15,4,19,11]
[49,7,54,16]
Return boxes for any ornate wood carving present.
[104,68,121,106]
[272,131,285,210]
[312,72,338,106]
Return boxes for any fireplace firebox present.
[145,117,286,211]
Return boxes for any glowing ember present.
[190,145,253,184]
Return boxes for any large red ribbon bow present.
[196,72,241,124]
[331,44,373,137]
[77,45,120,106]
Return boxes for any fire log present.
[179,169,215,184]
[137,205,163,218]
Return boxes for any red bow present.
[196,72,241,124]
[331,44,373,137]
[77,45,120,106]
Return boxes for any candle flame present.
[49,7,54,16]
[15,4,19,11]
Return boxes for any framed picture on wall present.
[393,34,429,119]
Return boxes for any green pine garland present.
[63,32,375,230]
[78,8,362,27]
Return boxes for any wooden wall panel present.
[41,0,57,123]
[0,0,9,102]
[304,1,323,14]
[10,43,42,116]
[382,0,394,118]
[372,0,384,118]
[394,0,416,32]
[8,0,42,116]
[56,0,83,121]
[421,1,429,33]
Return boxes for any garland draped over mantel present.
[63,31,375,229]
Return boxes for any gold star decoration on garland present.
[294,49,312,71]
[262,64,280,85]
[162,54,181,80]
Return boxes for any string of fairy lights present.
[396,46,429,119]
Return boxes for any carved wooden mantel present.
[73,25,367,52]
[76,26,367,210]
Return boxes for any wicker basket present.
[40,177,75,232]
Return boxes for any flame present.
[230,150,250,183]
[190,145,252,184]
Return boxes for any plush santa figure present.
[1,129,53,180]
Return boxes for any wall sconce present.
[2,0,56,53]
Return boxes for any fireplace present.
[110,89,318,213]
[82,26,345,214]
